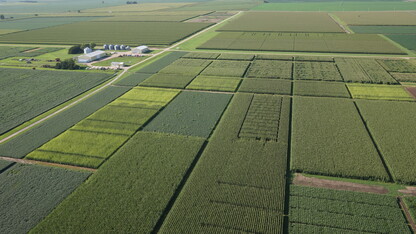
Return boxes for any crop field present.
[356,100,416,184]
[293,81,350,98]
[186,76,241,92]
[0,16,100,31]
[219,12,344,33]
[392,73,416,83]
[159,93,290,233]
[31,132,205,233]
[238,78,292,95]
[217,53,254,61]
[350,26,416,34]
[182,52,220,59]
[92,11,207,22]
[198,32,406,54]
[138,52,186,74]
[253,1,416,11]
[144,91,232,138]
[256,54,293,61]
[84,2,193,13]
[335,12,416,26]
[386,35,416,51]
[201,60,250,77]
[295,56,334,62]
[289,185,411,233]
[347,84,414,101]
[294,61,342,81]
[0,21,212,45]
[378,59,416,73]
[335,58,398,84]
[246,60,292,79]
[291,97,389,180]
[159,58,212,76]
[0,46,36,59]
[404,197,416,221]
[0,68,112,135]
[26,87,179,168]
[0,163,90,234]
[141,73,197,89]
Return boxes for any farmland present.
[218,12,345,33]
[0,21,213,45]
[198,32,406,54]
[2,1,416,233]
[0,68,112,135]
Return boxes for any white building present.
[132,46,150,54]
[84,47,93,54]
[77,50,106,63]
[111,62,124,68]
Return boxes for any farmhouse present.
[77,50,106,63]
[132,45,150,54]
[83,47,93,54]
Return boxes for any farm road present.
[0,11,242,145]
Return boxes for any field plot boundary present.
[0,12,242,144]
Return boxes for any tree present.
[0,15,5,20]
[68,45,83,54]
[55,59,80,70]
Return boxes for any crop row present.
[26,87,180,168]
[294,61,342,81]
[158,93,290,233]
[291,97,390,180]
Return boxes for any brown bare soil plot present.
[405,87,416,98]
[293,173,389,194]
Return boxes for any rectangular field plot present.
[140,73,196,89]
[0,46,36,59]
[336,58,398,84]
[0,163,90,234]
[335,12,416,26]
[351,25,416,34]
[404,197,416,222]
[293,81,350,98]
[291,97,389,180]
[218,12,344,33]
[217,53,255,61]
[356,100,416,184]
[392,73,416,83]
[0,16,100,31]
[294,56,334,62]
[378,59,416,73]
[238,79,292,95]
[182,52,220,59]
[26,87,179,168]
[387,35,416,51]
[246,60,292,79]
[138,51,186,74]
[198,32,406,54]
[31,132,205,233]
[347,84,414,101]
[201,60,250,77]
[158,93,290,234]
[159,58,212,76]
[256,54,293,61]
[186,76,241,92]
[0,22,212,45]
[114,73,152,86]
[144,91,232,138]
[294,62,342,81]
[0,68,112,135]
[289,185,411,234]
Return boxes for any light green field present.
[186,76,241,92]
[92,56,146,67]
[347,84,414,101]
[252,2,416,11]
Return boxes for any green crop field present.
[238,78,292,95]
[201,60,250,77]
[351,26,416,34]
[294,61,342,81]
[335,12,416,26]
[391,73,416,82]
[26,87,179,168]
[144,91,232,138]
[291,97,389,180]
[0,21,212,45]
[289,185,411,233]
[141,73,196,89]
[356,100,416,184]
[182,52,220,59]
[159,58,212,76]
[0,163,90,234]
[378,59,416,73]
[198,32,406,54]
[387,35,416,51]
[0,17,100,31]
[293,81,350,98]
[0,46,37,59]
[186,76,241,92]
[217,53,254,61]
[404,197,416,222]
[253,1,416,11]
[347,84,414,101]
[31,132,205,233]
[0,68,112,135]
[219,12,344,33]
[159,93,290,233]
[246,60,292,79]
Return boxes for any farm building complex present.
[77,50,106,63]
[132,46,150,54]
